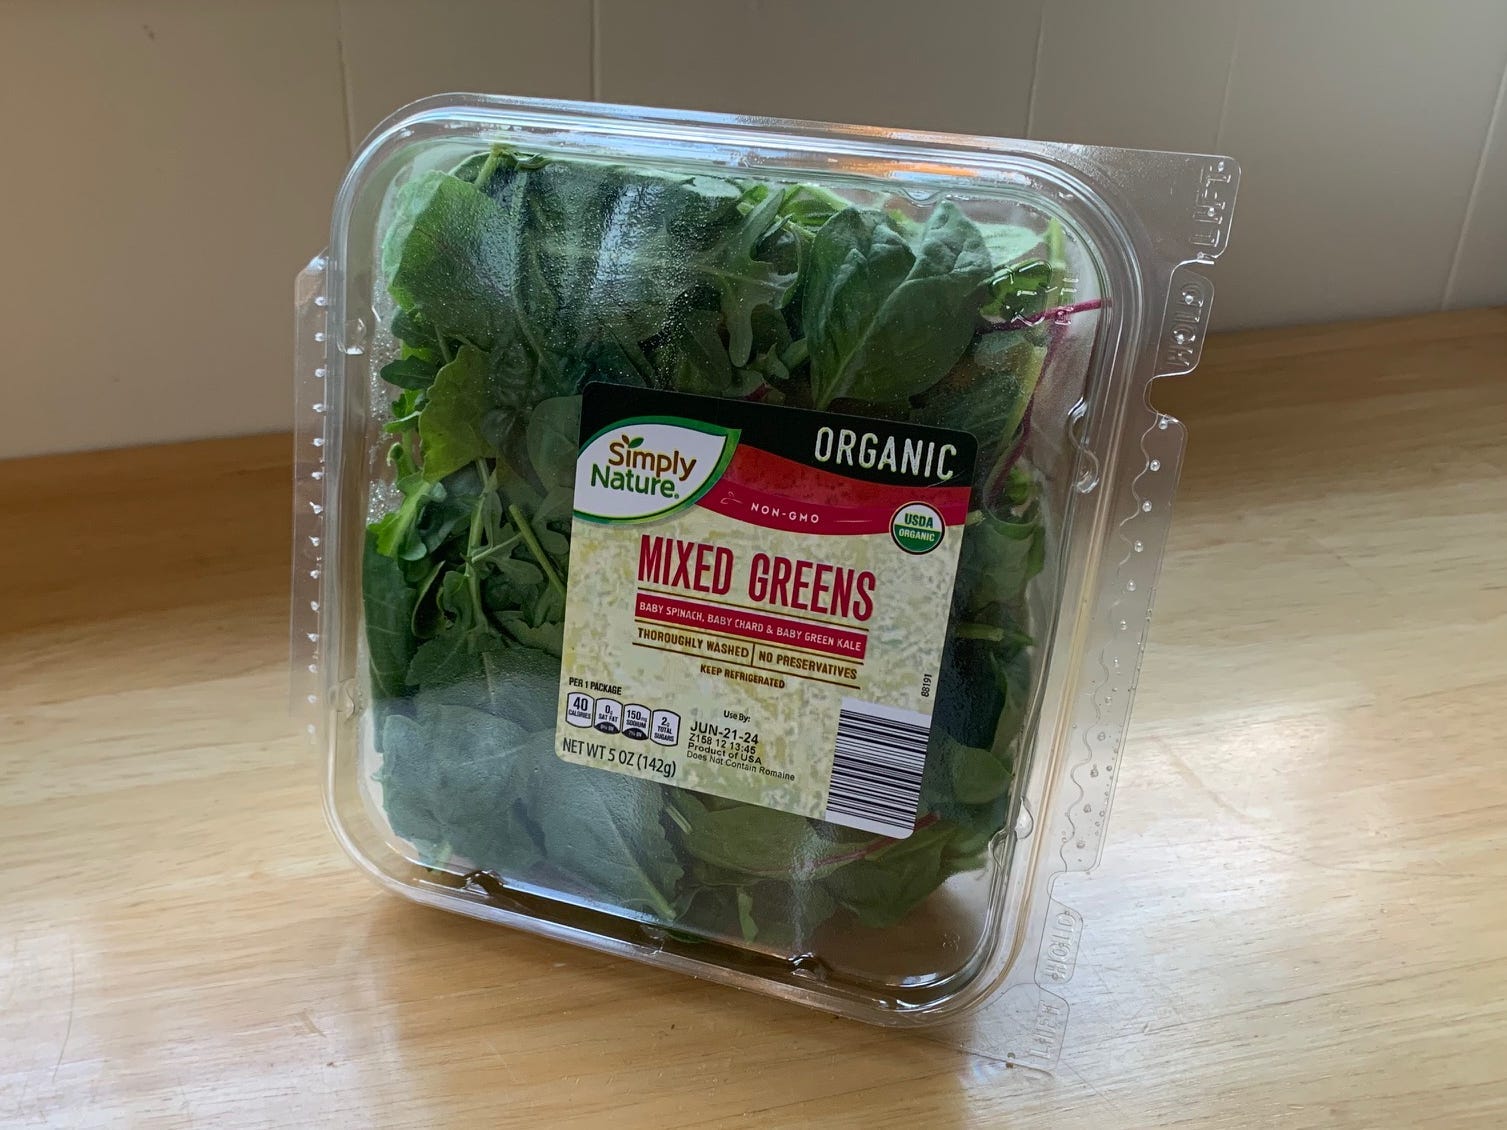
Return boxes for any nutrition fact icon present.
[566,691,680,747]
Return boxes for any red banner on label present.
[696,445,972,534]
[635,591,867,660]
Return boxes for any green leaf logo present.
[627,435,645,449]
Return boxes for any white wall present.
[2,0,1504,458]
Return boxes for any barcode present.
[823,698,931,838]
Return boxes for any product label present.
[554,383,975,838]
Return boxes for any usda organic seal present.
[890,502,945,554]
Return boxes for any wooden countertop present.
[3,309,1505,1128]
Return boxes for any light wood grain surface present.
[3,309,1505,1128]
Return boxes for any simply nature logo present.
[591,432,700,498]
[575,419,738,522]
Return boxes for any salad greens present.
[365,144,1057,943]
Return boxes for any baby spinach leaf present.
[803,202,992,408]
[383,171,518,346]
[651,308,766,398]
[525,395,582,490]
[939,734,1013,805]
[524,745,686,920]
[670,793,856,881]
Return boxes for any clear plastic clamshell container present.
[294,94,1237,1060]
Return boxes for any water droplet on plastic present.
[307,632,319,643]
[1083,804,1092,813]
[1157,415,1170,430]
[312,436,325,448]
[307,663,319,674]
[1133,540,1144,552]
[787,952,827,979]
[1119,620,1128,630]
[314,294,329,308]
[314,367,328,379]
[305,722,316,735]
[1126,580,1136,592]
[1075,840,1086,849]
[311,469,324,480]
[309,536,320,547]
[310,601,319,613]
[1097,731,1107,741]
[309,502,324,515]
[1089,766,1100,778]
[342,317,368,356]
[313,403,327,414]
[1141,500,1153,512]
[309,568,321,580]
[306,694,318,705]
[314,331,327,343]
[1148,459,1161,471]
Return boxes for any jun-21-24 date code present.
[685,712,763,767]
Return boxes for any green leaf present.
[693,188,799,366]
[380,355,441,391]
[914,332,1044,458]
[777,183,849,233]
[378,696,541,873]
[406,621,484,692]
[362,529,418,702]
[418,345,494,481]
[977,222,1044,273]
[496,612,564,657]
[940,734,1012,805]
[383,171,518,345]
[372,473,443,561]
[383,388,426,436]
[525,396,582,490]
[803,202,992,408]
[670,793,859,881]
[823,822,967,929]
[651,308,738,397]
[736,888,758,942]
[390,307,447,361]
[480,644,563,733]
[955,504,1045,615]
[525,747,686,920]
